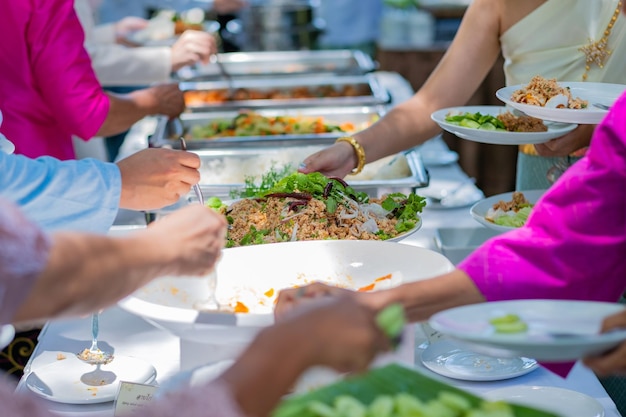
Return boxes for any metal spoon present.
[179,137,205,206]
[593,102,611,111]
[212,54,235,100]
[76,313,114,366]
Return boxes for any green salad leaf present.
[494,206,532,227]
[445,112,507,131]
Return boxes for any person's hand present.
[298,141,358,178]
[142,83,186,119]
[171,30,218,72]
[278,296,391,373]
[114,16,149,44]
[213,0,249,14]
[533,124,595,157]
[274,282,356,319]
[275,282,388,320]
[583,309,626,376]
[116,148,201,210]
[144,204,227,277]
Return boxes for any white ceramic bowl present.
[118,240,454,344]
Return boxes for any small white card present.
[114,381,160,417]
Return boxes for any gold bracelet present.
[335,136,366,175]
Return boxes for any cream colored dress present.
[500,0,626,190]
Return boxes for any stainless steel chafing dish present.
[180,75,390,111]
[174,49,377,81]
[150,105,385,149]
[192,145,429,199]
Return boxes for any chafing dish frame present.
[190,146,429,199]
[174,49,378,81]
[150,105,386,149]
[180,74,391,111]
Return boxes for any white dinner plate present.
[429,299,626,362]
[431,106,577,144]
[420,340,538,381]
[470,189,545,232]
[484,386,605,417]
[496,82,626,124]
[25,355,157,404]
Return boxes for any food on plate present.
[511,75,588,109]
[188,111,358,139]
[198,272,402,314]
[485,192,534,228]
[210,171,426,247]
[184,84,367,105]
[489,314,528,334]
[444,111,547,132]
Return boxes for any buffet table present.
[14,71,621,416]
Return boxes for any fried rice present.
[511,75,588,109]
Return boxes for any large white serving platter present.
[484,386,604,417]
[431,105,577,144]
[118,240,454,344]
[496,82,626,124]
[429,299,626,362]
[470,189,545,232]
[25,355,156,404]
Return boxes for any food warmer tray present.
[174,49,377,81]
[190,145,429,199]
[150,105,386,149]
[180,74,391,111]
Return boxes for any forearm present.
[220,321,313,417]
[372,270,486,323]
[96,91,159,137]
[355,97,444,162]
[12,231,175,324]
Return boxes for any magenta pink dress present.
[0,0,110,160]
[459,91,626,375]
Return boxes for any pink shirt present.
[0,0,110,160]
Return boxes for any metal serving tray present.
[151,105,386,149]
[174,49,377,81]
[180,75,390,111]
[192,145,429,199]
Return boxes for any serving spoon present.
[179,137,205,206]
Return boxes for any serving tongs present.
[179,136,205,206]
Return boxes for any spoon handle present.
[90,313,100,352]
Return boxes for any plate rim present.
[483,385,605,417]
[431,105,578,144]
[420,339,538,381]
[25,355,157,404]
[495,82,626,124]
[428,300,626,361]
[470,189,546,232]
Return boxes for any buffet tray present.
[192,145,429,199]
[151,105,386,149]
[180,75,390,111]
[175,49,377,81]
